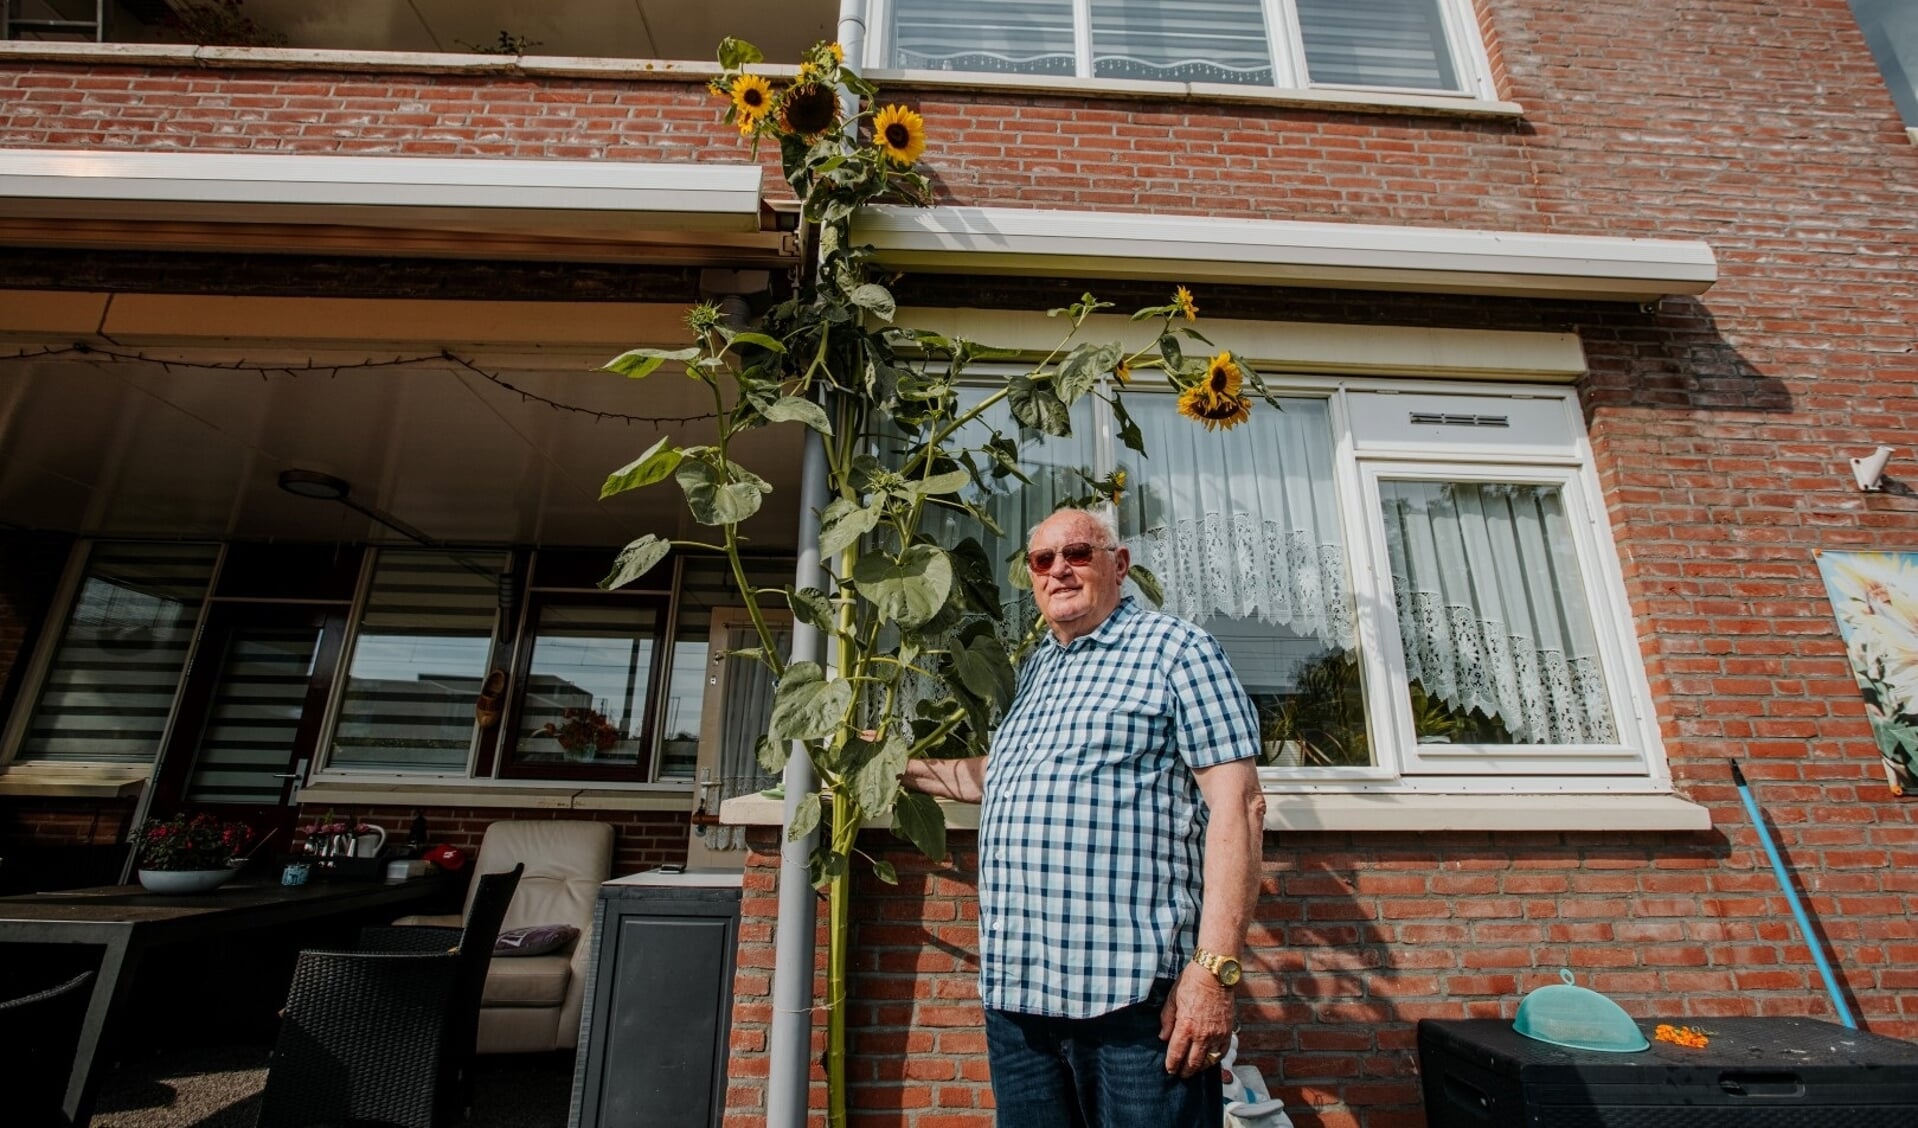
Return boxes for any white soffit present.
[0,148,775,257]
[857,206,1718,302]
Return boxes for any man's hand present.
[1159,961,1235,1077]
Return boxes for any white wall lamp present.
[1851,445,1896,492]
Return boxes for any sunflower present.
[1202,352,1242,399]
[872,103,927,166]
[731,73,774,125]
[1172,285,1198,321]
[780,82,839,137]
[1177,384,1252,432]
[828,41,845,64]
[1113,358,1132,385]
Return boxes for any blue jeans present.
[984,980,1224,1128]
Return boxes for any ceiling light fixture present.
[277,467,438,546]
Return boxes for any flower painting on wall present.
[1816,549,1918,795]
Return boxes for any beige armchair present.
[400,820,614,1054]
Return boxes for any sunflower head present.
[1113,358,1132,385]
[731,73,774,125]
[780,82,839,138]
[1203,352,1242,398]
[1173,286,1198,321]
[1177,384,1253,432]
[872,103,927,167]
[828,41,845,64]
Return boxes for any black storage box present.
[1419,1017,1918,1127]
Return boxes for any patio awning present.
[855,205,1718,301]
[0,148,795,265]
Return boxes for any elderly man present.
[905,505,1266,1128]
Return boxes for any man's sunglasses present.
[1026,542,1117,573]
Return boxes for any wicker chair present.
[257,865,523,1128]
[0,970,94,1128]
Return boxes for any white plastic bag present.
[1219,1034,1293,1128]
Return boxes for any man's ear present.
[1114,546,1131,582]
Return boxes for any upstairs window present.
[878,0,1481,94]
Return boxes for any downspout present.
[765,2,867,1123]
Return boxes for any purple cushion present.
[493,924,580,957]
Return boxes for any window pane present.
[1117,396,1368,767]
[1379,480,1617,745]
[1296,0,1460,90]
[889,0,1077,76]
[1091,0,1274,85]
[1851,0,1918,128]
[511,603,659,770]
[658,556,797,780]
[330,550,502,773]
[17,542,217,764]
[185,623,324,803]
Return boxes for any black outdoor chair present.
[256,864,524,1128]
[0,969,94,1128]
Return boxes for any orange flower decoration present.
[1653,1024,1709,1049]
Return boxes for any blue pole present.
[1729,761,1857,1029]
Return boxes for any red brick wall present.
[4,0,1918,1123]
[291,803,693,874]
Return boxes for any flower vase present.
[137,867,239,895]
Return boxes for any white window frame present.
[867,0,1498,100]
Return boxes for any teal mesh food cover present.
[1513,970,1650,1052]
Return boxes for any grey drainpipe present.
[765,3,867,1123]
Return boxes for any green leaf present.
[891,790,947,863]
[949,537,1004,619]
[728,331,787,354]
[818,497,881,558]
[756,735,788,777]
[853,730,911,819]
[954,634,1017,710]
[852,544,954,629]
[717,36,764,69]
[602,346,700,379]
[870,858,898,885]
[1057,342,1121,405]
[809,844,847,887]
[599,436,682,500]
[1111,394,1148,456]
[1007,375,1072,437]
[1129,563,1165,608]
[598,534,671,591]
[849,283,897,322]
[762,396,833,435]
[1157,331,1185,372]
[786,586,836,635]
[676,458,771,525]
[906,468,972,497]
[769,661,853,743]
[787,789,821,841]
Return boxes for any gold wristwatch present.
[1191,947,1243,988]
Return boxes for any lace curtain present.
[1379,480,1617,745]
[1118,396,1353,649]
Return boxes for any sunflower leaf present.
[870,858,898,885]
[770,661,853,742]
[677,458,772,525]
[717,37,764,69]
[786,585,836,635]
[1129,563,1166,608]
[852,730,911,819]
[1177,326,1216,346]
[787,789,821,841]
[851,544,953,629]
[762,396,834,435]
[849,283,897,322]
[599,435,682,500]
[603,346,701,379]
[890,789,947,863]
[819,497,882,558]
[1110,394,1148,457]
[954,633,1017,709]
[598,534,671,591]
[905,468,972,497]
[1057,342,1121,406]
[728,331,787,354]
[1007,375,1072,437]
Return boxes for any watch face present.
[1217,959,1243,987]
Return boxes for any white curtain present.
[1090,0,1275,85]
[1379,480,1616,744]
[1119,396,1353,649]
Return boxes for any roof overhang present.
[0,148,795,265]
[856,205,1717,301]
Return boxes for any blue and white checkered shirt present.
[977,596,1261,1018]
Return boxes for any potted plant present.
[133,813,255,894]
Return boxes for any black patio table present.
[0,873,458,1126]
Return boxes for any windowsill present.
[0,763,149,800]
[720,790,1713,834]
[0,42,1523,120]
[299,778,694,813]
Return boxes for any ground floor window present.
[931,376,1653,786]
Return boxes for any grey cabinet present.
[570,870,743,1128]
